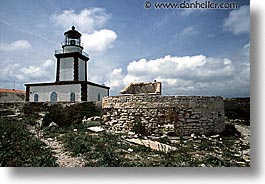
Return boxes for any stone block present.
[102,95,225,136]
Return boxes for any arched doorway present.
[50,92,57,102]
[34,94,38,102]
[70,92,75,102]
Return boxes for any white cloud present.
[18,59,55,82]
[181,0,207,16]
[51,8,117,55]
[231,42,250,86]
[103,45,249,97]
[51,8,110,33]
[0,40,32,52]
[0,59,55,89]
[223,5,250,35]
[106,68,125,89]
[181,26,196,35]
[124,55,234,82]
[1,8,117,90]
[82,29,117,53]
[42,59,54,68]
[175,26,198,39]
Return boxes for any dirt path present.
[235,124,250,163]
[27,125,86,167]
[235,124,250,145]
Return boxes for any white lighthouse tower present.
[55,26,89,82]
[25,26,109,102]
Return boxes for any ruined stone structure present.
[102,95,225,136]
[120,81,161,95]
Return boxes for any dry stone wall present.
[102,95,225,136]
[120,82,161,95]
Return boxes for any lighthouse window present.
[70,93,75,102]
[70,40,76,45]
[34,94,38,102]
[50,92,57,103]
[98,93,101,101]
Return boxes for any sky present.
[0,0,250,97]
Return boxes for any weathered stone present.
[102,95,225,136]
[49,122,58,127]
[179,118,185,122]
[126,138,176,153]
[87,126,105,132]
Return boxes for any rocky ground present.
[1,104,86,167]
[0,91,25,102]
[0,102,251,167]
[27,125,86,167]
[36,117,251,167]
[235,124,250,144]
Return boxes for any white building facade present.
[25,26,109,102]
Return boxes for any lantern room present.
[62,26,83,53]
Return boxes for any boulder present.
[49,122,58,127]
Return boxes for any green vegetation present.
[44,123,249,167]
[23,102,49,115]
[61,131,128,166]
[132,116,147,136]
[0,118,58,167]
[42,103,100,127]
[0,100,250,167]
[224,98,250,126]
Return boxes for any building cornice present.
[25,81,110,89]
[55,52,89,61]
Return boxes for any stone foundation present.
[102,95,225,136]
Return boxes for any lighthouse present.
[55,26,88,82]
[25,26,109,102]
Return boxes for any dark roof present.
[0,88,25,93]
[25,81,110,89]
[64,26,82,39]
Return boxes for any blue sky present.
[0,0,250,97]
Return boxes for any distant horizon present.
[0,87,250,99]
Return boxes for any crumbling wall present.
[120,82,161,95]
[102,95,225,136]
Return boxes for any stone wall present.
[102,95,225,136]
[120,82,161,95]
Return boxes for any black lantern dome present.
[63,26,83,49]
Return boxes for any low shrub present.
[224,98,250,126]
[42,103,101,127]
[66,103,101,124]
[42,104,68,127]
[0,118,58,167]
[132,117,147,136]
[21,114,38,126]
[221,124,241,137]
[23,102,48,115]
[60,131,130,167]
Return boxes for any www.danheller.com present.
[144,1,238,9]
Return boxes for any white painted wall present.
[60,57,74,81]
[87,85,108,101]
[29,84,81,102]
[29,83,108,102]
[78,59,86,81]
[64,46,82,54]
